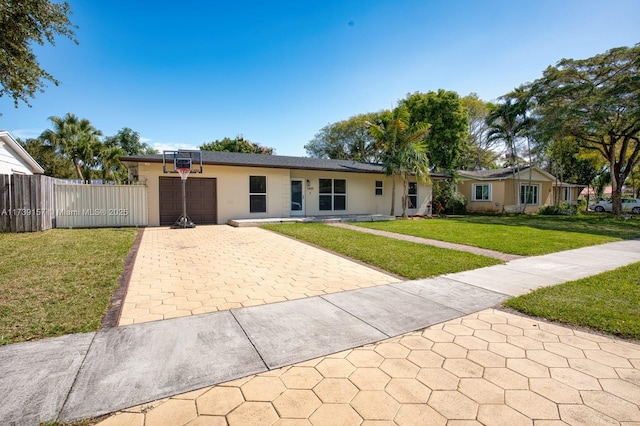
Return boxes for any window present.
[319,178,346,211]
[408,182,418,209]
[375,180,383,196]
[520,184,539,205]
[472,184,491,201]
[563,187,571,202]
[249,176,266,213]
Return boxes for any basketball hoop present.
[174,161,193,228]
[177,167,191,181]
[162,151,200,229]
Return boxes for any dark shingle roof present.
[459,166,532,179]
[121,151,449,177]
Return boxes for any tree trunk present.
[73,158,85,182]
[512,168,520,213]
[401,178,409,219]
[610,158,623,216]
[610,148,625,216]
[390,175,396,216]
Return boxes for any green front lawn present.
[0,228,138,346]
[355,214,640,256]
[262,223,501,279]
[504,262,640,340]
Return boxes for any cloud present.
[150,141,199,153]
[10,128,43,139]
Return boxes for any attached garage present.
[159,177,217,225]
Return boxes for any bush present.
[446,192,467,214]
[539,203,578,216]
[432,181,466,215]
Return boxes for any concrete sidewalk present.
[1,240,640,425]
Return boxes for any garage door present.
[159,177,217,225]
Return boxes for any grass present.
[504,262,640,340]
[262,223,501,279]
[0,228,138,346]
[354,214,640,256]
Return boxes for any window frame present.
[375,180,383,196]
[249,175,267,213]
[472,183,492,202]
[408,182,418,209]
[319,178,347,211]
[519,184,539,205]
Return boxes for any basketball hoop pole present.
[172,168,195,229]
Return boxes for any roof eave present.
[119,156,386,174]
[0,131,45,174]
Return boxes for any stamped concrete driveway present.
[119,226,399,325]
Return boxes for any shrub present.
[432,181,467,215]
[446,192,467,214]
[539,203,577,216]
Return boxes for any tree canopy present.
[459,94,499,170]
[19,136,75,178]
[103,127,157,156]
[200,136,274,154]
[368,106,430,217]
[400,90,468,172]
[304,112,382,162]
[39,113,102,181]
[32,116,150,182]
[0,0,77,108]
[485,96,530,168]
[526,44,640,215]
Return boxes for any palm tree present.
[98,144,125,183]
[369,106,430,217]
[397,140,431,218]
[40,113,103,182]
[485,98,529,211]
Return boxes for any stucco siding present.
[460,179,506,213]
[138,161,434,226]
[461,172,561,214]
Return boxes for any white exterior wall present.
[215,165,292,223]
[0,143,33,175]
[138,162,434,226]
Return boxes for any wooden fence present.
[0,174,55,232]
[1,174,148,232]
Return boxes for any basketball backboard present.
[163,150,203,174]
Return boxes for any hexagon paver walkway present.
[119,226,399,325]
[98,308,640,426]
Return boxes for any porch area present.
[227,214,395,227]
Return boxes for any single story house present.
[457,166,584,214]
[120,151,446,226]
[0,131,44,175]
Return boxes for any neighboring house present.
[120,151,446,226]
[0,131,44,175]
[457,166,583,214]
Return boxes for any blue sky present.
[1,0,639,157]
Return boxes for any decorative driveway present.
[119,226,399,325]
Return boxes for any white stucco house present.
[0,131,44,175]
[121,151,447,226]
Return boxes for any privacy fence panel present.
[54,183,148,228]
[1,174,55,232]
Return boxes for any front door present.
[291,179,305,216]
